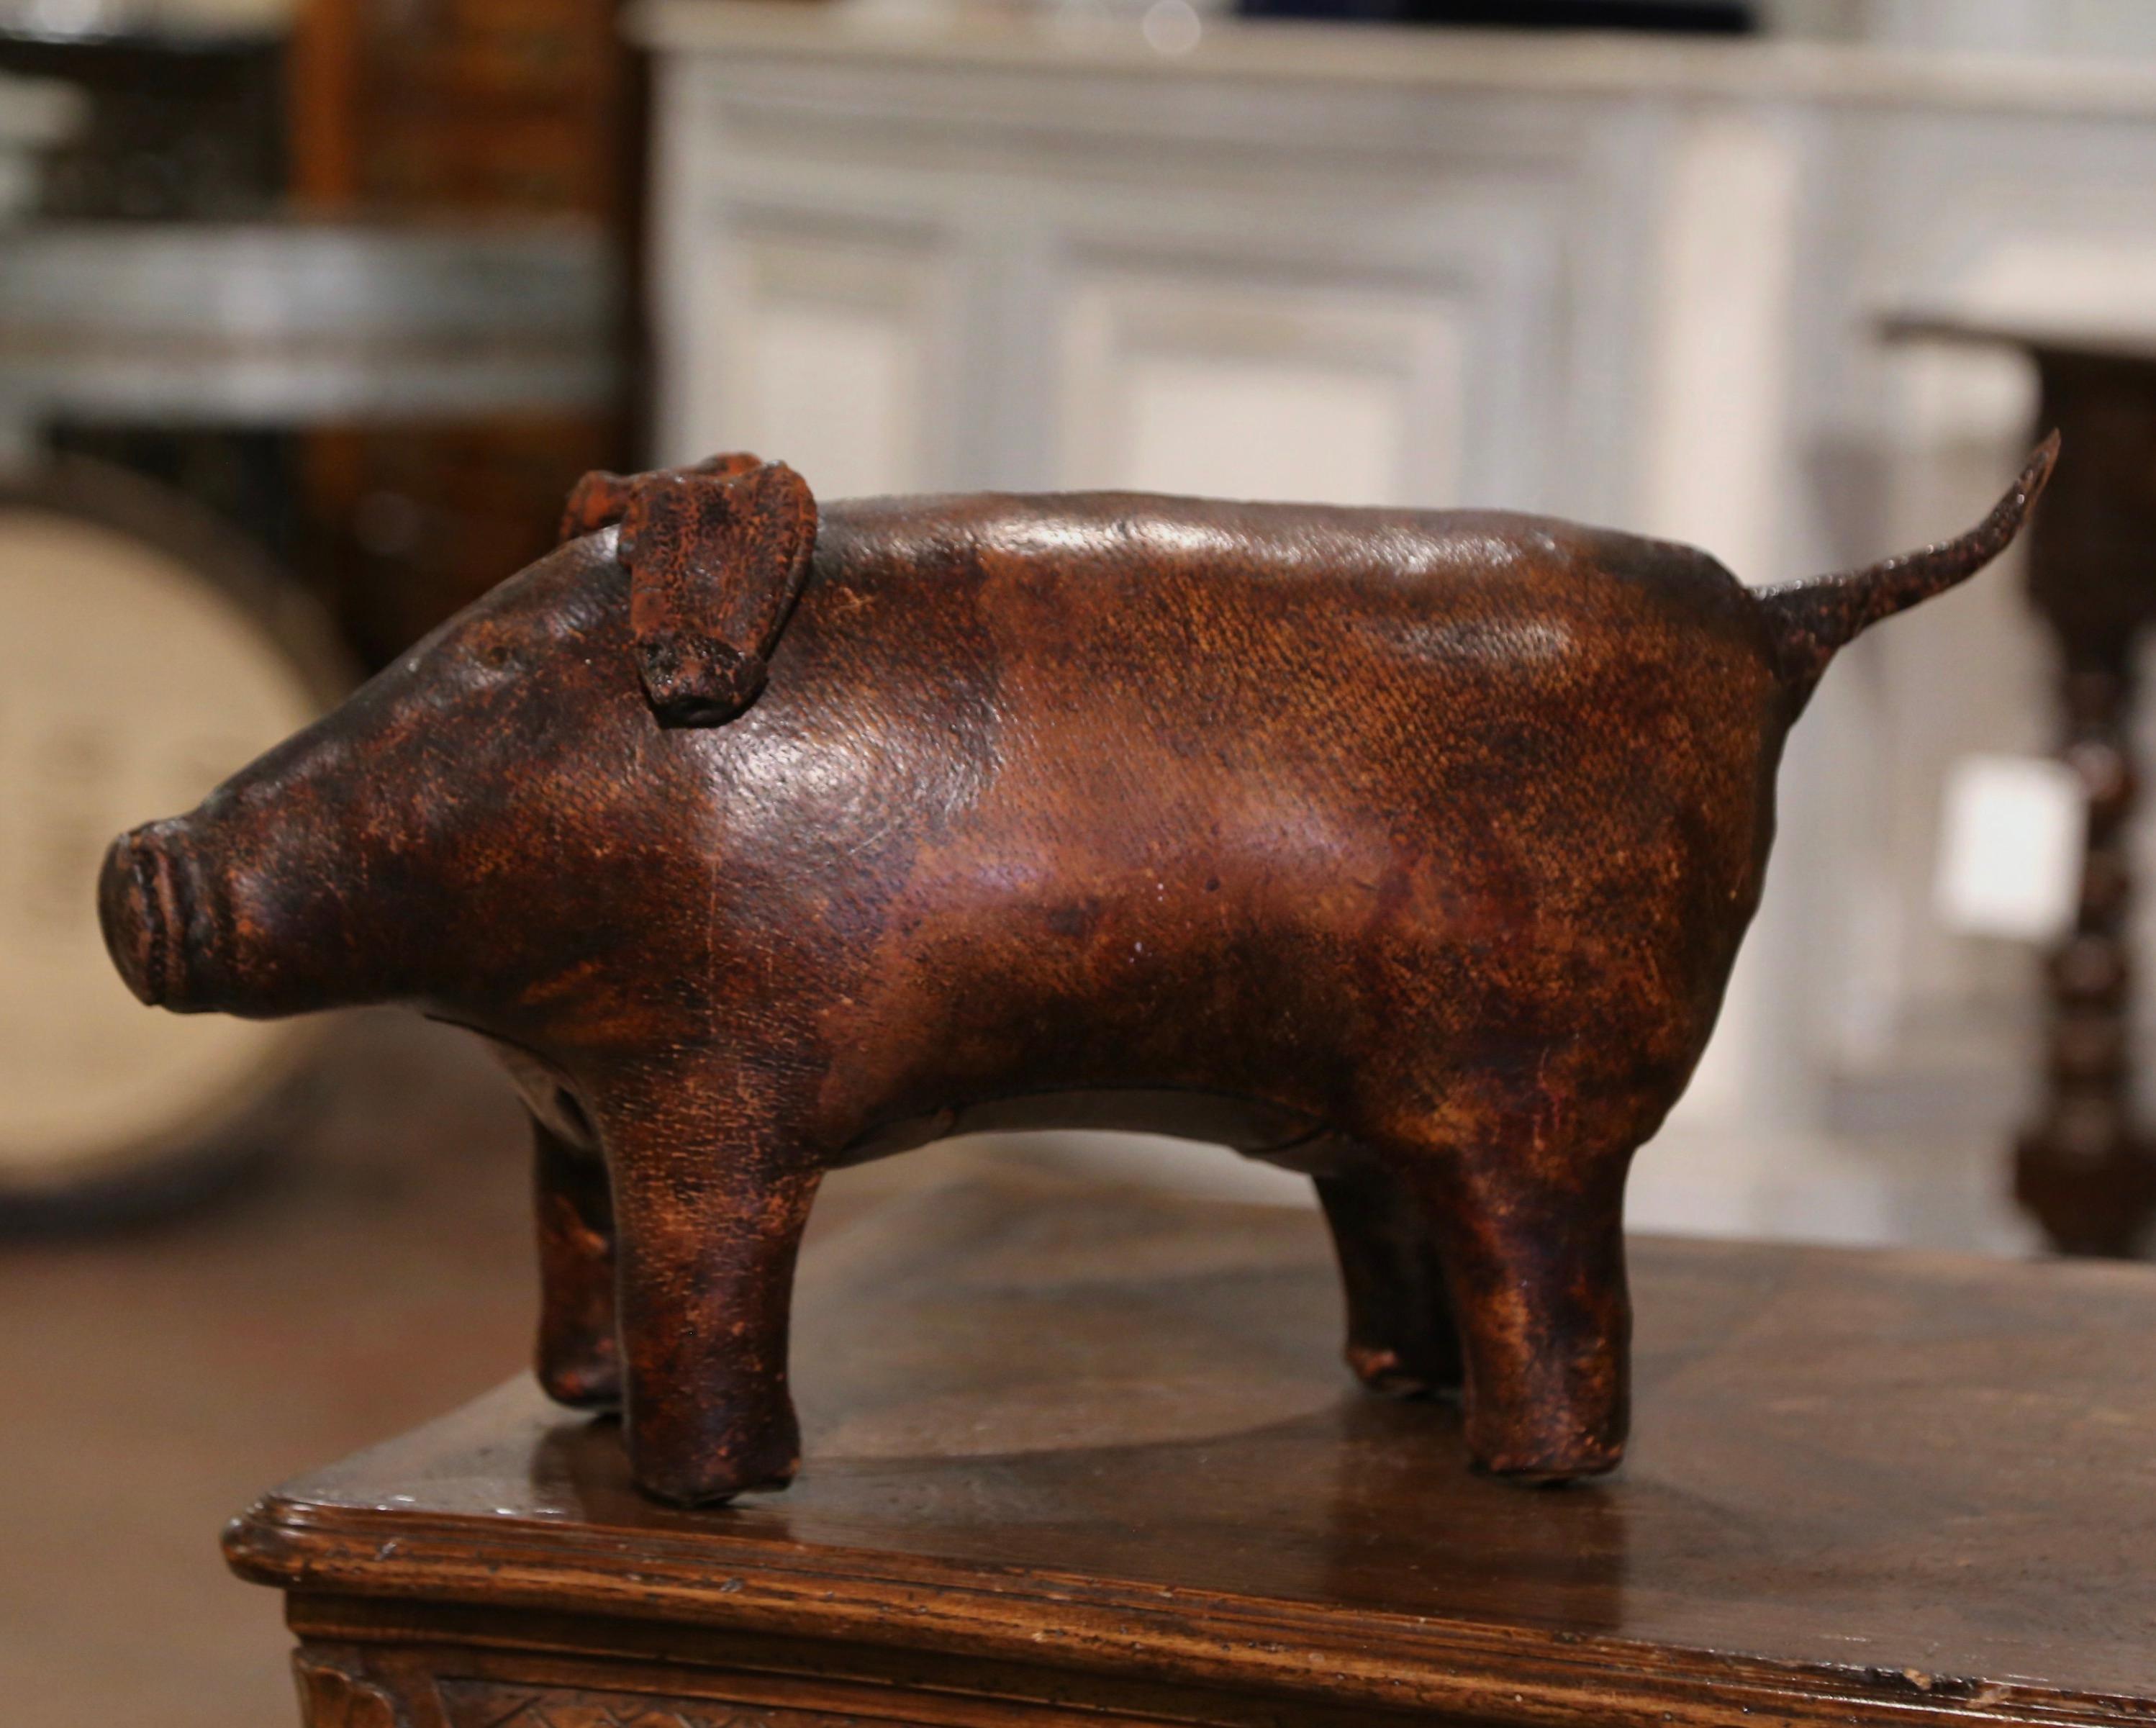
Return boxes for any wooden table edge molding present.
[225,1457,2146,1728]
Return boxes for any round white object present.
[0,503,323,1189]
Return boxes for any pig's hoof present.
[630,1419,802,1506]
[635,1450,800,1507]
[1345,1341,1464,1398]
[1468,1436,1626,1486]
[539,1352,623,1411]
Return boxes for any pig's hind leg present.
[533,1118,622,1409]
[1366,1069,1652,1483]
[1315,1164,1464,1396]
[597,1059,825,1506]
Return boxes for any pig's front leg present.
[596,1061,825,1505]
[533,1118,621,1408]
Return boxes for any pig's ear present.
[560,469,634,543]
[558,452,765,545]
[684,451,769,481]
[620,461,817,727]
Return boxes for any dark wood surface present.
[232,1156,2156,1728]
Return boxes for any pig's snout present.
[99,822,199,1010]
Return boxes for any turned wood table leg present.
[2008,349,2156,1257]
[1875,328,2156,1254]
[2014,652,2156,1253]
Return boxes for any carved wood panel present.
[296,1652,412,1728]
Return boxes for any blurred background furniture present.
[0,220,620,425]
[0,67,81,220]
[0,0,632,1224]
[0,5,283,222]
[0,219,620,1225]
[1885,314,2156,1254]
[284,0,642,663]
[0,0,640,666]
[1241,0,1757,27]
[0,221,620,1224]
[2011,340,2156,1254]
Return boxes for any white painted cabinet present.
[640,1,2156,1252]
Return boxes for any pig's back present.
[750,491,1791,1131]
[784,490,1788,868]
[817,489,1720,597]
[805,489,1782,727]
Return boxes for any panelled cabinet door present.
[1056,270,1467,507]
[674,225,961,500]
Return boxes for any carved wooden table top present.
[228,1155,2156,1728]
